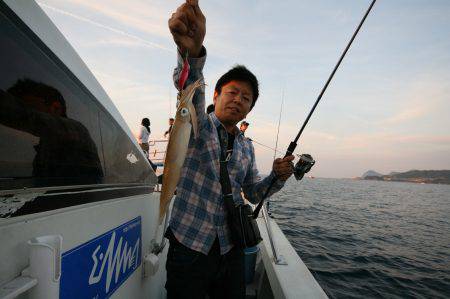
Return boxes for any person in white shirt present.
[138,117,151,158]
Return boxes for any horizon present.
[37,0,450,178]
[265,168,450,179]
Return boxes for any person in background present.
[164,117,175,138]
[239,121,249,135]
[206,103,215,114]
[138,118,151,158]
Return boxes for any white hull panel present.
[0,193,167,299]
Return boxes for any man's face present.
[213,80,253,126]
[169,119,174,125]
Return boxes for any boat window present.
[0,6,154,192]
[99,111,153,185]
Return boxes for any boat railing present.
[148,138,169,255]
[148,139,169,165]
[262,202,287,265]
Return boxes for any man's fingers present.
[169,18,188,36]
[275,168,293,177]
[274,158,283,164]
[273,155,295,180]
[188,0,205,19]
[276,165,293,172]
[274,155,295,164]
[184,5,197,29]
[274,161,294,170]
[274,160,294,173]
[283,155,295,162]
[169,9,189,35]
[172,3,201,37]
[174,5,190,25]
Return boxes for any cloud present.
[34,0,450,178]
[42,0,169,37]
[395,135,450,145]
[91,37,164,50]
[378,75,448,126]
[38,0,241,60]
[382,106,426,125]
[336,132,450,154]
[92,69,169,104]
[38,1,173,52]
[250,125,450,175]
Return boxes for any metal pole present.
[262,203,287,265]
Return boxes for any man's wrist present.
[190,46,204,58]
[269,170,279,181]
[177,46,207,70]
[270,170,286,185]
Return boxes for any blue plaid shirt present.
[169,48,285,254]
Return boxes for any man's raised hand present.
[168,0,206,58]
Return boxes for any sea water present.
[269,178,450,299]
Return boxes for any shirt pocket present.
[230,145,251,184]
[199,136,219,167]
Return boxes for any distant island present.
[358,170,450,185]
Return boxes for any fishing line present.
[251,139,293,157]
[253,0,377,219]
[273,88,284,161]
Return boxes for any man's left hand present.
[273,155,295,181]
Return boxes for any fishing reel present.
[293,154,315,180]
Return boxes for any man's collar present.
[209,112,243,137]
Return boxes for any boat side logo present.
[60,217,142,299]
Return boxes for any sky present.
[37,0,450,178]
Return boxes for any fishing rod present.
[253,0,377,218]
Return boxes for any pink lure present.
[178,56,190,91]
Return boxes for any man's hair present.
[214,65,259,110]
[169,118,174,121]
[206,104,215,114]
[241,121,249,127]
[7,78,67,116]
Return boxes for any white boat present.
[0,1,327,298]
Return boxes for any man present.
[164,117,175,138]
[239,121,249,135]
[166,1,294,298]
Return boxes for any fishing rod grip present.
[253,141,298,218]
[284,141,297,158]
[252,177,276,218]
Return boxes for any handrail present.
[151,205,170,255]
[262,202,287,265]
[147,139,169,163]
[148,139,169,146]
